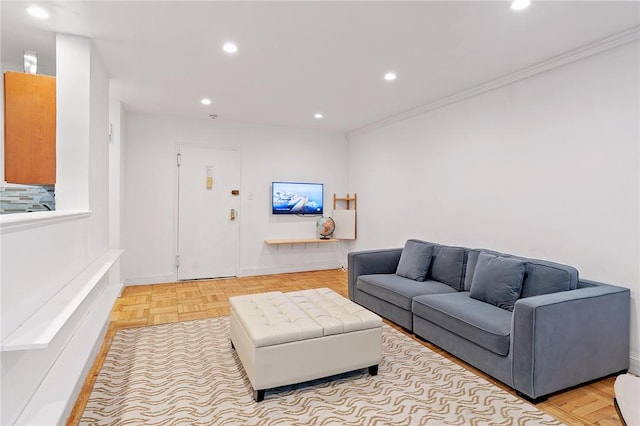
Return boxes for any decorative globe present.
[316,217,335,240]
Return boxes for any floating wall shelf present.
[264,238,340,244]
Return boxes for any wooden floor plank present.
[65,269,623,426]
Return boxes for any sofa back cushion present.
[469,252,526,311]
[395,240,434,281]
[429,245,468,291]
[465,249,579,297]
[519,259,579,298]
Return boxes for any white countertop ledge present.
[0,210,91,232]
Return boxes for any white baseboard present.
[238,262,342,277]
[124,273,176,285]
[123,263,343,284]
[628,353,640,375]
[63,319,110,422]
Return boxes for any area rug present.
[80,317,563,425]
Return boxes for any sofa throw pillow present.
[396,240,434,281]
[469,252,525,311]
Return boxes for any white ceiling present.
[2,1,639,133]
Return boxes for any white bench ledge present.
[0,210,91,233]
[0,249,123,352]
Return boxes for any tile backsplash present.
[0,183,56,213]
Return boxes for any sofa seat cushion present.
[412,292,512,356]
[357,274,456,310]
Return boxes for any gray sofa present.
[348,239,630,402]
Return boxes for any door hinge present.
[177,153,181,167]
[176,255,180,268]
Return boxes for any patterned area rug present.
[80,317,563,425]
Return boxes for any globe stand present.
[319,235,331,240]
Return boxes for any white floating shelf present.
[264,238,339,245]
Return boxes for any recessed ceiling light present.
[384,72,397,81]
[200,98,212,105]
[223,42,238,54]
[511,0,531,11]
[314,113,323,119]
[26,5,49,19]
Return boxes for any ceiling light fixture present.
[200,98,212,105]
[26,5,49,19]
[384,72,397,81]
[511,0,531,11]
[314,113,323,119]
[223,42,238,54]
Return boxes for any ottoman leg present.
[231,340,235,350]
[368,365,379,376]
[254,389,265,402]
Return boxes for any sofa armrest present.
[511,281,630,399]
[347,248,402,300]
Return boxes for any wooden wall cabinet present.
[4,71,56,184]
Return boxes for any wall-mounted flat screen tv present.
[272,182,324,215]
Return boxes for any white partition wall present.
[0,35,121,425]
[55,37,90,212]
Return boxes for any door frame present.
[175,143,242,280]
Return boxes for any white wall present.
[122,115,349,283]
[56,37,90,211]
[88,44,110,260]
[109,101,124,283]
[348,41,640,372]
[109,101,123,250]
[0,35,119,425]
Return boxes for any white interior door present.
[177,145,240,280]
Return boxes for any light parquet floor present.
[67,269,622,426]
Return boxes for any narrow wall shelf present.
[265,238,339,245]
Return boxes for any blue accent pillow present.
[469,252,525,311]
[396,240,434,281]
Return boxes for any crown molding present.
[347,26,640,139]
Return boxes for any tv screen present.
[272,182,324,215]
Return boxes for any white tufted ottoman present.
[229,288,382,401]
